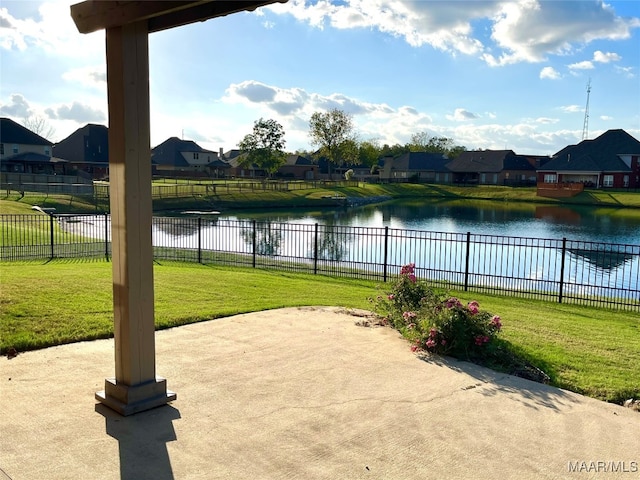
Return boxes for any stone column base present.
[96,377,176,416]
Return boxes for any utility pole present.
[582,79,591,141]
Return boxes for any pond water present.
[54,199,640,301]
[220,199,640,246]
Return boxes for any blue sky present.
[1,0,639,156]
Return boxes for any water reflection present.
[224,200,640,245]
[239,222,283,256]
[568,245,637,270]
[316,224,353,262]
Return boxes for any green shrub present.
[371,263,503,361]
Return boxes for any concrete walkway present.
[2,307,638,479]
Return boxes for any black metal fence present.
[1,214,638,311]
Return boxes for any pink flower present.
[400,263,415,275]
[491,315,502,330]
[446,297,462,309]
[408,274,417,283]
[407,323,416,330]
[410,344,419,352]
[388,294,395,300]
[426,339,436,349]
[402,311,417,320]
[467,301,479,315]
[429,328,438,338]
[440,339,447,345]
[474,335,484,346]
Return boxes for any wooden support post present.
[95,20,175,416]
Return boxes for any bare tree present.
[23,115,55,140]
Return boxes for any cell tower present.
[582,78,591,141]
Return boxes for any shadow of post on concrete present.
[96,404,181,480]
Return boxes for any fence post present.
[252,220,257,268]
[104,212,109,260]
[197,217,202,264]
[464,232,471,291]
[383,226,389,282]
[49,214,55,260]
[313,223,318,275]
[559,237,567,304]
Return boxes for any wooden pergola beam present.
[71,0,286,34]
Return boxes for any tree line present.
[237,108,466,179]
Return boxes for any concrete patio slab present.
[1,307,638,479]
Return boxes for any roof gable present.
[284,154,313,166]
[0,117,53,146]
[542,129,640,172]
[151,137,215,166]
[52,123,109,163]
[447,150,515,173]
[392,152,450,171]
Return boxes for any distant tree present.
[408,131,466,157]
[380,143,409,157]
[308,108,358,179]
[448,145,467,159]
[358,140,381,168]
[23,115,55,140]
[238,118,287,178]
[409,131,431,152]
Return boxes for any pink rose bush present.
[370,263,504,361]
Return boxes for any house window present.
[12,144,18,154]
[480,173,486,184]
[623,175,629,188]
[603,175,614,187]
[493,174,498,184]
[44,147,50,156]
[0,143,4,155]
[544,174,557,183]
[193,153,199,160]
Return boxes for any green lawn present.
[1,260,638,405]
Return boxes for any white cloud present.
[540,66,560,80]
[477,0,638,66]
[446,108,478,121]
[62,66,106,90]
[599,115,613,121]
[447,123,581,155]
[535,117,559,125]
[0,93,33,117]
[45,101,106,122]
[270,0,489,56]
[271,1,639,67]
[0,3,103,56]
[593,50,621,63]
[614,65,635,78]
[560,105,583,113]
[568,60,594,70]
